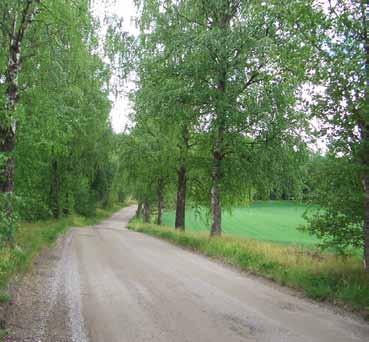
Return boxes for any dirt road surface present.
[6,205,369,341]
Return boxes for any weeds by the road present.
[128,220,369,319]
[0,203,127,292]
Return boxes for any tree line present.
[118,0,369,270]
[0,1,123,243]
[0,0,368,271]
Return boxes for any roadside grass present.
[0,203,127,294]
[128,220,369,318]
[162,201,319,246]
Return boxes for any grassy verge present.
[0,203,127,292]
[128,220,369,319]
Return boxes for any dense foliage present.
[120,0,313,234]
[304,155,364,252]
[1,0,368,270]
[0,0,123,244]
[115,0,369,269]
[302,1,369,266]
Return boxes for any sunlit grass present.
[163,201,319,246]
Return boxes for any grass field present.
[162,201,319,246]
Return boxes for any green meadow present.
[162,201,319,246]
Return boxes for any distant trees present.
[118,121,176,225]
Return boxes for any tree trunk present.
[360,5,369,270]
[0,1,39,242]
[210,132,223,236]
[136,201,143,218]
[175,164,186,230]
[1,2,39,191]
[363,174,369,270]
[0,129,15,194]
[143,199,150,223]
[0,19,22,241]
[175,124,189,230]
[50,158,60,219]
[156,177,165,225]
[157,189,164,225]
[0,126,16,243]
[210,72,226,236]
[208,3,232,236]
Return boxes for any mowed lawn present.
[162,201,319,246]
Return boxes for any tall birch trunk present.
[156,179,164,225]
[175,164,186,230]
[210,125,224,236]
[210,74,226,236]
[143,199,150,223]
[360,1,369,270]
[363,173,369,270]
[0,1,40,242]
[209,6,232,237]
[50,158,60,219]
[175,124,189,230]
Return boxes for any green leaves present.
[121,0,315,232]
[0,0,121,221]
[0,193,18,246]
[303,155,364,252]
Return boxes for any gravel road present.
[5,205,369,341]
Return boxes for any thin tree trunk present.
[175,124,189,230]
[50,158,60,219]
[210,74,226,236]
[156,178,165,225]
[136,201,143,218]
[157,188,164,225]
[0,130,15,194]
[360,4,369,270]
[208,6,232,236]
[143,199,150,223]
[0,126,16,243]
[210,127,223,236]
[363,174,369,270]
[175,164,186,230]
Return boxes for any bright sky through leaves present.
[92,0,138,132]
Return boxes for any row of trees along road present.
[1,0,368,271]
[121,0,314,231]
[118,0,369,271]
[0,1,124,244]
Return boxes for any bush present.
[16,194,51,221]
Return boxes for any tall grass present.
[128,220,369,318]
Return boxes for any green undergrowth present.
[128,220,369,319]
[0,203,127,293]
